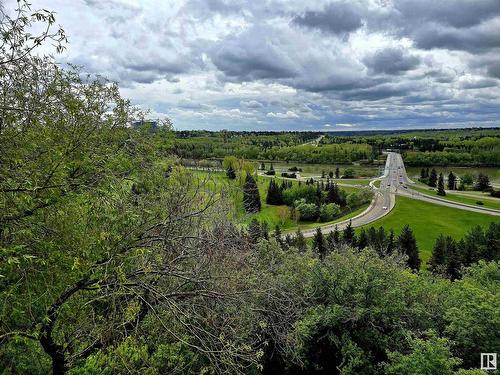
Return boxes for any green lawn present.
[361,195,499,266]
[410,185,500,210]
[373,180,381,188]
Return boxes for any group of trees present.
[420,168,493,194]
[265,178,373,223]
[429,223,500,280]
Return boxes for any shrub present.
[476,201,484,205]
[294,199,318,221]
[319,203,341,222]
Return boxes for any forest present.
[0,4,499,375]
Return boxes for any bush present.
[281,172,297,178]
[346,188,374,208]
[319,203,341,222]
[476,201,484,205]
[294,199,318,221]
[342,168,355,178]
[490,190,500,198]
[265,170,276,176]
[283,185,316,206]
[288,166,302,172]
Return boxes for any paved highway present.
[298,152,499,238]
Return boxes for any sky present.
[6,0,500,131]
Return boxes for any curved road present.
[299,152,500,238]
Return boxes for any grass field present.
[360,195,499,266]
[335,178,372,186]
[410,185,500,210]
[192,169,364,231]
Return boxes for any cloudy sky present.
[8,0,500,131]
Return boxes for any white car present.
[382,206,387,210]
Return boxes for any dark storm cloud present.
[292,2,363,35]
[209,27,298,81]
[363,48,420,75]
[487,62,500,78]
[412,22,500,53]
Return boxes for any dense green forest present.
[0,4,498,375]
[321,129,500,166]
[163,132,374,164]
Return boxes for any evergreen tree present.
[285,234,294,247]
[425,168,429,178]
[447,171,456,190]
[274,225,284,248]
[335,167,340,179]
[329,171,334,178]
[315,184,323,206]
[445,237,461,281]
[358,228,368,250]
[260,162,266,170]
[326,231,337,252]
[484,222,500,261]
[261,221,269,240]
[266,179,283,205]
[243,174,261,213]
[333,225,340,245]
[387,229,395,255]
[420,168,426,180]
[397,225,420,271]
[321,170,326,179]
[326,182,341,205]
[429,234,447,274]
[437,173,446,196]
[313,227,326,260]
[475,173,491,191]
[367,226,377,248]
[428,168,437,187]
[226,165,236,180]
[343,220,355,246]
[248,219,262,244]
[269,163,274,172]
[294,228,307,253]
[376,227,386,256]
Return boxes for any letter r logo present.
[481,353,497,370]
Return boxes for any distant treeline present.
[163,131,375,163]
[321,128,500,166]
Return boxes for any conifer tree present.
[376,227,386,256]
[425,168,429,178]
[313,227,326,260]
[420,168,426,180]
[333,225,340,245]
[326,231,337,252]
[358,228,368,250]
[274,225,284,248]
[445,237,461,280]
[387,229,395,255]
[428,168,438,187]
[315,184,323,206]
[329,171,334,178]
[243,174,261,213]
[475,173,491,191]
[260,162,266,170]
[437,173,446,196]
[343,220,355,246]
[248,219,262,244]
[447,171,456,190]
[294,228,307,253]
[226,165,236,180]
[261,221,269,240]
[266,179,283,205]
[397,225,420,271]
[367,226,377,248]
[335,167,340,179]
[429,234,447,274]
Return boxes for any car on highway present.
[383,206,387,210]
